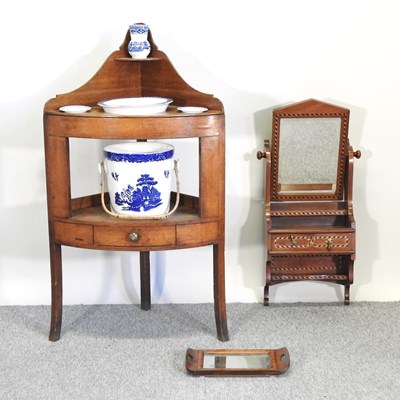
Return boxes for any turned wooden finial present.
[256,151,266,160]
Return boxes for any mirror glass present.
[278,117,341,194]
[203,353,270,369]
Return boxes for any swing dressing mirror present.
[257,99,361,305]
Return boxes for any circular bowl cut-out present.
[177,106,208,114]
[98,97,173,116]
[59,105,91,113]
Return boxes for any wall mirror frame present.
[186,347,290,377]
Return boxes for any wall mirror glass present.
[271,99,349,201]
[203,353,270,369]
[186,348,289,377]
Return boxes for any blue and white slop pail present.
[103,142,175,217]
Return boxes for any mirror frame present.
[186,347,290,377]
[271,99,349,201]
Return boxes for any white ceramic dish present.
[177,106,208,114]
[59,105,91,113]
[98,97,173,116]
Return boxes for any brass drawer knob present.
[289,235,297,246]
[325,237,333,250]
[128,232,139,242]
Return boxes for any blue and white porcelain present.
[103,141,174,216]
[128,23,151,59]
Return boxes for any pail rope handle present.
[99,159,180,220]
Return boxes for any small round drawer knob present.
[128,232,139,242]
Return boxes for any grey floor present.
[1,302,399,399]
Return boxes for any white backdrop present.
[1,0,399,305]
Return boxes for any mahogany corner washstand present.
[257,99,361,305]
[43,29,229,341]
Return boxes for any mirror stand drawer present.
[270,232,353,253]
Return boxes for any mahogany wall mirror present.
[271,99,349,201]
[186,348,290,377]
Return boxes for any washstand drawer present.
[270,233,353,252]
[54,221,93,246]
[176,221,219,246]
[94,225,176,247]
